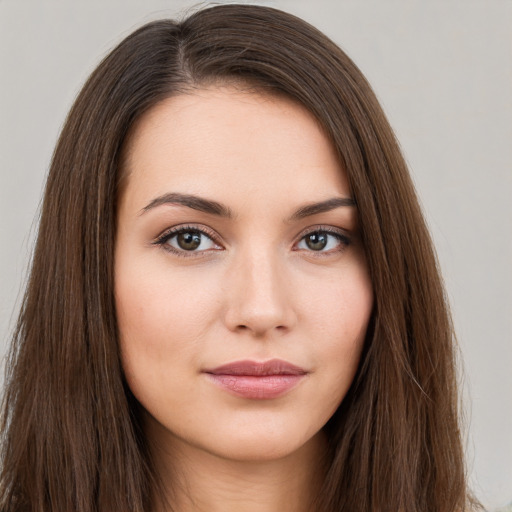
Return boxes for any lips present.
[203,359,307,399]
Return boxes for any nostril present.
[223,272,297,335]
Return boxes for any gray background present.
[1,1,511,509]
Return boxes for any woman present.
[0,4,476,511]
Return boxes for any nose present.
[223,247,297,337]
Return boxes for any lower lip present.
[205,374,305,399]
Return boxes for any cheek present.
[303,259,373,343]
[114,257,223,392]
[116,256,219,336]
[300,260,373,395]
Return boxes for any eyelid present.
[153,224,224,256]
[299,224,349,237]
[152,223,351,258]
[294,225,352,253]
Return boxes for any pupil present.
[306,233,327,251]
[177,231,201,250]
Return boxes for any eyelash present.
[296,226,351,256]
[153,224,351,258]
[153,224,222,258]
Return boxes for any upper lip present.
[204,359,307,376]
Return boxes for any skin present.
[115,85,374,512]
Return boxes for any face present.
[115,86,373,463]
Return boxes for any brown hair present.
[1,4,474,511]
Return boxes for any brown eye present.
[176,231,202,251]
[156,228,219,254]
[304,233,328,251]
[296,229,350,254]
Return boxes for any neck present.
[148,424,328,512]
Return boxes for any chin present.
[191,420,327,464]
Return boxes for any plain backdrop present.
[1,0,511,509]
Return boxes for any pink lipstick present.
[203,359,307,399]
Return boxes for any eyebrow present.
[140,192,234,218]
[139,192,355,219]
[289,196,356,220]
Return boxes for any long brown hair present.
[1,4,474,511]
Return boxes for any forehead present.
[120,85,350,214]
